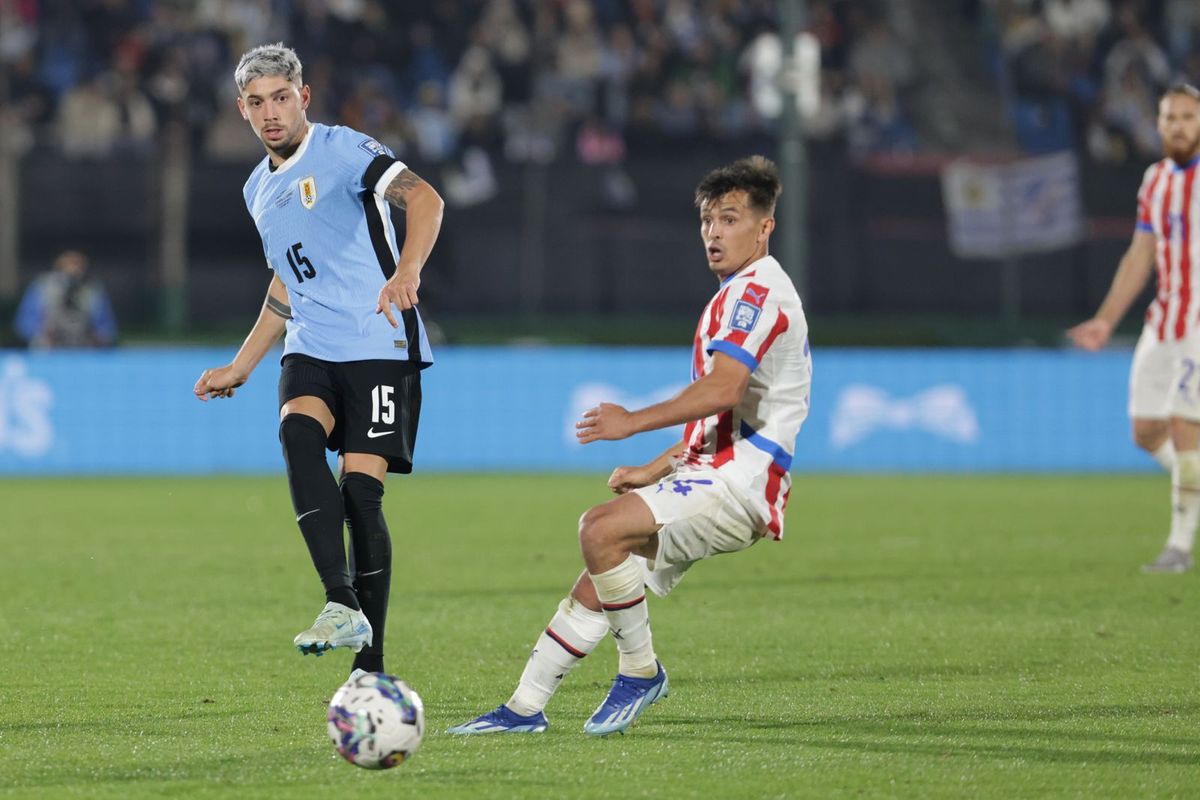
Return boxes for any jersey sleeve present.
[326,126,408,199]
[707,281,790,372]
[1136,162,1161,233]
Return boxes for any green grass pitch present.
[3,474,1200,798]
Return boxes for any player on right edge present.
[449,156,811,736]
[1069,83,1200,572]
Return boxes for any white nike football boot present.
[294,602,373,656]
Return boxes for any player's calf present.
[280,413,358,611]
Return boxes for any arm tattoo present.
[383,168,422,210]
[266,295,292,320]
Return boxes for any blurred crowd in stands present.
[1,0,1196,178]
[0,0,927,181]
[984,0,1200,162]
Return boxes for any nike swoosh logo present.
[366,428,395,438]
[334,622,348,630]
[296,508,320,522]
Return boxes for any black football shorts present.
[278,353,422,473]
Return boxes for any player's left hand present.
[577,403,636,444]
[608,464,657,493]
[376,267,420,328]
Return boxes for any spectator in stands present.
[1164,0,1200,66]
[14,250,117,349]
[410,80,458,163]
[57,70,155,158]
[845,71,918,157]
[1043,0,1110,50]
[1008,19,1079,152]
[1102,3,1170,100]
[448,45,503,128]
[56,73,122,158]
[1098,57,1165,161]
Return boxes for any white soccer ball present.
[327,672,425,769]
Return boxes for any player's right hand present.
[376,267,420,328]
[194,365,247,401]
[1066,318,1113,352]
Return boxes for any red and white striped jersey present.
[1137,156,1200,341]
[678,255,812,540]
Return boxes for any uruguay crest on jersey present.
[299,176,317,209]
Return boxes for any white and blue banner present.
[0,346,1144,475]
[942,151,1084,258]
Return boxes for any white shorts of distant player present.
[630,468,762,598]
[1129,324,1200,423]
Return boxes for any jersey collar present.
[267,123,314,175]
[718,254,776,287]
[1173,153,1200,173]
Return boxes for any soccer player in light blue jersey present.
[194,43,444,678]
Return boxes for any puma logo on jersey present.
[745,286,768,306]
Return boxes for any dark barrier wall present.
[14,146,1146,329]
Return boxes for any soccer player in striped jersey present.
[193,43,444,675]
[1069,83,1200,572]
[449,156,811,736]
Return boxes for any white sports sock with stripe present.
[591,556,658,678]
[507,596,608,716]
[1167,450,1200,553]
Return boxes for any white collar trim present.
[269,122,314,175]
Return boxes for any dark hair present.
[1163,83,1200,102]
[694,156,782,216]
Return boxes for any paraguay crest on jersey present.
[299,176,317,209]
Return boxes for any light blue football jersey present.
[243,123,433,366]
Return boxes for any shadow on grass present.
[647,700,1200,764]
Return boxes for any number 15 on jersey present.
[286,242,316,283]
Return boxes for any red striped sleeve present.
[1139,162,1166,228]
[754,310,790,362]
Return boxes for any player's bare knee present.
[581,503,630,559]
[578,506,608,553]
[1132,420,1168,452]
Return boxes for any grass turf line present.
[1,474,1198,798]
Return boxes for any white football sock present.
[591,556,658,678]
[1167,449,1200,553]
[507,595,608,716]
[1153,439,1176,471]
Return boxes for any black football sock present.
[279,414,359,611]
[342,472,391,671]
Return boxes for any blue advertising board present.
[0,346,1146,475]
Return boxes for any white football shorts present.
[1129,324,1200,422]
[630,468,761,597]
